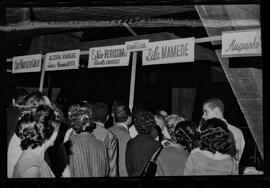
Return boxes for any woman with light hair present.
[164,114,185,144]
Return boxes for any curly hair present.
[199,118,237,157]
[134,111,156,135]
[68,107,96,134]
[174,120,200,152]
[16,105,57,150]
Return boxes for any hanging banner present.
[12,54,42,73]
[125,39,149,52]
[142,37,195,66]
[222,29,261,58]
[88,44,130,68]
[45,49,80,71]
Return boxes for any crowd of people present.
[7,89,246,178]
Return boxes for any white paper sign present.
[12,54,42,73]
[222,29,261,57]
[125,39,149,52]
[142,38,195,66]
[88,45,130,68]
[45,49,80,71]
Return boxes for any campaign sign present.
[222,29,261,58]
[45,49,80,71]
[125,39,149,52]
[142,37,195,66]
[88,44,130,68]
[12,54,42,73]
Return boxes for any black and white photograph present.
[1,0,266,187]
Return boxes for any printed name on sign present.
[88,44,130,68]
[161,44,189,59]
[45,49,80,71]
[225,37,260,53]
[12,54,42,73]
[222,29,261,57]
[142,37,195,66]
[125,39,149,52]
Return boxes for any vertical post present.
[123,22,138,111]
[39,55,46,92]
[129,52,137,110]
[47,73,52,99]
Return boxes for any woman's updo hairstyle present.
[68,107,96,134]
[199,118,237,157]
[174,120,200,152]
[17,105,57,150]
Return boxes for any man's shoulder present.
[109,125,128,135]
[226,123,243,135]
[94,124,117,139]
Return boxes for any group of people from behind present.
[7,90,245,178]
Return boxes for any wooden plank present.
[216,49,263,158]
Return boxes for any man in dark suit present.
[109,104,132,176]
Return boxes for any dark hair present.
[202,98,225,114]
[92,102,109,123]
[134,111,156,135]
[23,92,45,107]
[17,105,57,150]
[174,120,200,152]
[151,125,163,142]
[132,104,145,116]
[15,88,28,104]
[113,104,131,123]
[199,118,237,157]
[68,107,96,134]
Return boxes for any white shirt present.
[128,125,138,138]
[222,119,245,162]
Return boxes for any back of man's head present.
[93,102,109,123]
[113,104,131,123]
[203,98,225,114]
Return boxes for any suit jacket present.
[93,122,119,177]
[109,123,131,176]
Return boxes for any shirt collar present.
[192,148,230,160]
[115,122,128,130]
[95,121,105,128]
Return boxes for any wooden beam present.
[6,34,221,62]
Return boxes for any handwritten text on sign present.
[88,45,130,68]
[45,49,80,71]
[142,38,195,66]
[125,39,149,52]
[222,29,261,57]
[12,54,42,73]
